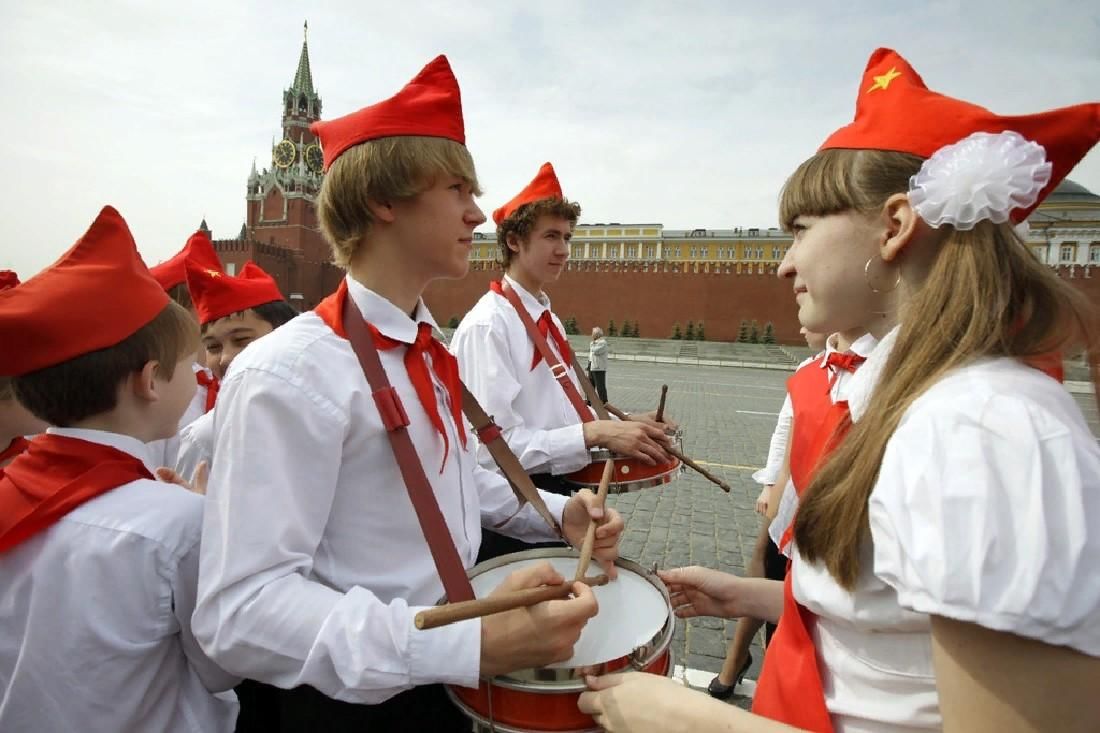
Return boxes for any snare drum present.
[563,450,681,494]
[446,549,674,733]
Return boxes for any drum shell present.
[445,549,675,732]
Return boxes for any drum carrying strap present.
[341,295,475,603]
[499,280,594,424]
[459,383,563,537]
[570,354,612,421]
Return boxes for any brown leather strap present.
[499,280,593,424]
[459,384,563,537]
[571,354,611,421]
[341,296,474,603]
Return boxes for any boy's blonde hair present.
[785,148,1096,589]
[317,136,481,267]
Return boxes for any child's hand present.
[155,461,208,496]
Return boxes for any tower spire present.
[291,20,314,96]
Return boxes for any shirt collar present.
[503,273,551,317]
[819,331,879,369]
[48,427,155,473]
[345,274,439,344]
[846,326,898,423]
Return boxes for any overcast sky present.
[1,0,1097,277]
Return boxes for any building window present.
[626,245,637,258]
[571,244,583,259]
[756,247,765,259]
[1061,244,1076,262]
[771,247,781,259]
[609,245,619,259]
[226,262,237,276]
[646,245,655,259]
[1090,245,1100,263]
[1032,247,1046,263]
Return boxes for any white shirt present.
[147,363,213,470]
[451,274,594,476]
[0,428,238,733]
[193,275,569,704]
[176,410,214,483]
[791,327,1100,732]
[769,334,878,550]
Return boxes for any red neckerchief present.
[0,436,30,465]
[0,434,154,553]
[315,281,467,472]
[196,370,219,412]
[488,280,573,369]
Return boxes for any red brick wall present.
[424,262,804,343]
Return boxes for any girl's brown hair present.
[786,148,1096,588]
[317,136,481,267]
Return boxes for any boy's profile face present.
[507,214,573,287]
[388,175,486,282]
[202,310,274,379]
[151,353,203,440]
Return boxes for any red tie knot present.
[825,352,866,373]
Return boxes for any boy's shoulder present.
[62,479,204,561]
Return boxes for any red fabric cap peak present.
[493,162,564,226]
[0,206,170,377]
[149,230,224,291]
[821,48,1100,220]
[310,55,465,172]
[0,270,18,291]
[186,259,284,325]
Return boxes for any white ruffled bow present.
[908,131,1052,230]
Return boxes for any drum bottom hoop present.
[562,469,677,495]
[448,649,672,733]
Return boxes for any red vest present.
[753,354,854,732]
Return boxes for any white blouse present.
[792,328,1100,731]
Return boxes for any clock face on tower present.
[305,143,323,173]
[273,139,296,169]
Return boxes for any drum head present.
[469,555,668,668]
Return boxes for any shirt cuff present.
[548,424,590,475]
[407,613,481,688]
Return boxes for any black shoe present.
[706,652,752,700]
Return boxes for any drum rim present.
[456,548,675,690]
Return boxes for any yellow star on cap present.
[206,269,222,277]
[866,66,902,93]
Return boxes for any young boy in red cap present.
[0,207,238,732]
[193,56,623,731]
[147,230,225,470]
[451,162,673,560]
[173,260,296,482]
[0,271,47,467]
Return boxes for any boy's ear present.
[505,232,524,254]
[366,198,396,224]
[130,361,161,403]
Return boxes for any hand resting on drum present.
[658,567,785,625]
[480,561,599,677]
[582,420,672,466]
[562,488,624,580]
[626,409,680,433]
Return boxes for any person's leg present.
[708,517,771,698]
[592,369,608,404]
[762,536,787,645]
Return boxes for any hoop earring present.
[864,257,901,294]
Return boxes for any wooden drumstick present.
[415,574,610,630]
[668,445,731,493]
[603,403,730,493]
[574,458,615,582]
[656,384,669,424]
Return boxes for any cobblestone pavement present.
[594,359,1100,710]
